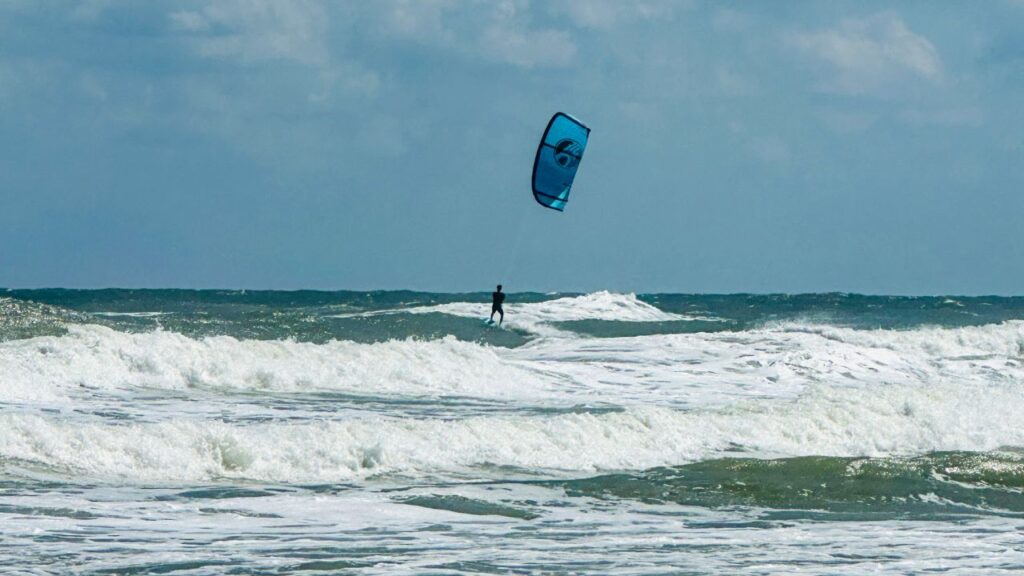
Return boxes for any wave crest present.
[0,324,551,401]
[4,376,1024,482]
[406,291,690,336]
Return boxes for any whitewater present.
[2,289,1024,574]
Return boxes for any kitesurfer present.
[490,285,505,325]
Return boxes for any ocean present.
[2,289,1024,574]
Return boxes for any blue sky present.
[2,1,1023,293]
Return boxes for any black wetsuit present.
[491,291,506,323]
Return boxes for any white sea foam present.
[423,291,686,322]
[0,324,556,402]
[3,483,1022,575]
[335,291,696,336]
[6,306,1024,573]
[4,320,1024,412]
[773,321,1024,359]
[511,319,1024,408]
[2,374,1023,482]
[418,291,691,336]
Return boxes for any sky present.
[1,0,1023,294]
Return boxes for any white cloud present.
[169,1,383,110]
[170,0,329,67]
[480,1,577,68]
[481,24,576,69]
[790,12,943,96]
[373,0,577,69]
[380,0,456,42]
[555,0,679,30]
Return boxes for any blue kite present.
[532,112,590,211]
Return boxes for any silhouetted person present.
[490,284,505,325]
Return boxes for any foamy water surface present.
[3,290,1024,574]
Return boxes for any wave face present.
[0,325,552,402]
[4,378,1024,483]
[4,289,1024,573]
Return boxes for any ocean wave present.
[0,324,556,402]
[510,319,1024,407]
[0,297,89,342]
[556,450,1024,515]
[3,377,1024,482]
[332,292,695,336]
[4,320,1024,410]
[770,321,1024,358]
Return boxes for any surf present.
[5,373,1024,483]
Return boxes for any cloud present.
[379,0,456,41]
[479,1,578,68]
[554,0,680,30]
[790,12,942,96]
[374,0,577,69]
[480,22,576,69]
[169,0,329,67]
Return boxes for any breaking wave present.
[0,325,554,403]
[3,375,1023,482]
[334,291,696,336]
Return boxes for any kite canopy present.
[532,112,590,211]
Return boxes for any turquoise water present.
[2,290,1024,574]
